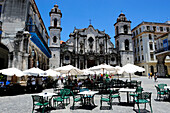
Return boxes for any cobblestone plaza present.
[0,77,170,113]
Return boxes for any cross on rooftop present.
[89,19,92,25]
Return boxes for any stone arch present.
[124,25,128,34]
[0,43,9,69]
[54,18,57,27]
[4,41,14,52]
[125,39,129,50]
[157,54,170,77]
[150,65,154,74]
[53,36,57,43]
[163,55,170,75]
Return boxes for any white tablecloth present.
[78,91,99,95]
[119,88,136,92]
[32,92,57,97]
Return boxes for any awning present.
[30,32,51,58]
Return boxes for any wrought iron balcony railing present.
[26,24,51,55]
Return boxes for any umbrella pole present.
[130,73,131,81]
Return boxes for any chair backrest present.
[158,84,167,89]
[137,92,152,100]
[155,85,160,92]
[59,89,66,98]
[137,81,141,87]
[64,88,71,95]
[136,86,143,94]
[79,88,89,92]
[32,95,44,104]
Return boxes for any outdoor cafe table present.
[31,92,58,107]
[119,88,136,103]
[77,91,99,106]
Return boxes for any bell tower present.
[114,12,134,66]
[49,4,62,69]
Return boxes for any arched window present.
[124,25,128,34]
[149,34,152,40]
[55,8,57,13]
[116,26,119,35]
[54,18,57,27]
[88,37,94,43]
[65,56,70,60]
[53,36,57,43]
[125,39,129,50]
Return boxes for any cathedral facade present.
[49,4,134,69]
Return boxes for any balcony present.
[155,45,170,55]
[26,24,51,55]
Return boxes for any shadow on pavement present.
[133,109,150,113]
[70,105,97,110]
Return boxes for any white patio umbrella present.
[82,69,95,75]
[0,68,24,77]
[54,65,83,75]
[44,69,60,77]
[89,64,116,74]
[23,67,45,76]
[109,66,123,79]
[122,63,145,81]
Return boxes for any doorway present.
[87,60,95,68]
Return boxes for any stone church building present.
[49,4,134,69]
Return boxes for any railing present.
[26,24,51,55]
[155,45,170,54]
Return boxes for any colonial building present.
[155,33,170,76]
[132,22,170,76]
[49,3,134,69]
[0,0,51,70]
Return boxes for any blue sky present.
[35,0,170,45]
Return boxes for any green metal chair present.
[158,84,167,89]
[32,95,49,113]
[71,91,83,110]
[137,81,142,87]
[158,84,168,94]
[134,92,153,113]
[111,91,121,103]
[129,86,143,102]
[53,90,66,108]
[100,90,113,109]
[63,89,71,105]
[155,85,166,100]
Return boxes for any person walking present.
[154,72,158,82]
[150,72,153,79]
[148,73,150,79]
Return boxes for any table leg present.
[127,92,129,103]
[92,95,95,106]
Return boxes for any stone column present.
[85,59,87,69]
[157,55,166,77]
[75,58,77,68]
